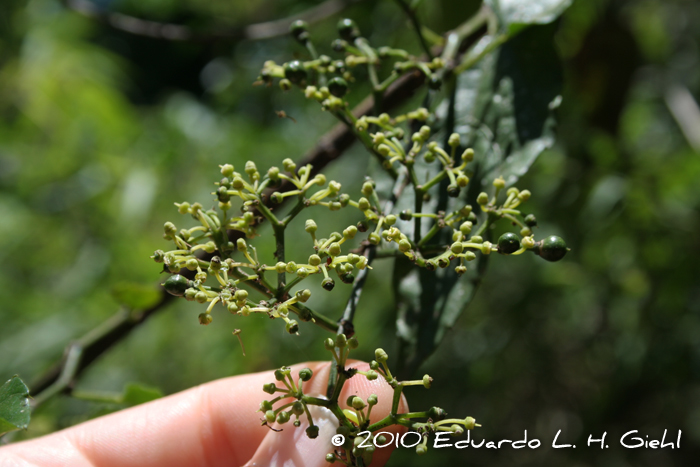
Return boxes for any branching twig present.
[62,0,364,42]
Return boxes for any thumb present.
[244,361,408,467]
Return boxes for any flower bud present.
[343,226,357,239]
[322,277,335,291]
[455,265,467,275]
[336,333,347,348]
[448,133,460,148]
[520,227,532,237]
[265,410,276,423]
[524,214,537,227]
[368,233,380,245]
[297,289,312,304]
[285,262,298,273]
[195,291,208,303]
[351,397,366,410]
[304,219,317,234]
[198,313,213,325]
[260,400,273,411]
[220,164,234,178]
[367,394,378,406]
[450,242,463,254]
[329,243,341,256]
[464,416,477,430]
[348,336,359,349]
[277,411,291,424]
[422,374,433,388]
[399,239,412,252]
[365,370,378,381]
[358,197,370,211]
[263,382,277,394]
[375,348,388,363]
[518,189,531,201]
[299,368,313,381]
[324,338,335,350]
[477,192,489,205]
[286,320,299,334]
[384,214,397,226]
[493,177,506,189]
[456,174,469,187]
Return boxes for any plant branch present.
[61,0,365,42]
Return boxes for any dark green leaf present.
[453,23,564,187]
[394,254,488,379]
[0,376,31,437]
[121,383,163,406]
[112,282,161,310]
[486,0,573,34]
[393,24,565,377]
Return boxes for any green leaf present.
[452,23,564,187]
[0,376,31,437]
[393,24,565,378]
[121,383,163,407]
[394,254,488,379]
[112,282,161,310]
[486,0,573,34]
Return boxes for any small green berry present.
[289,20,309,41]
[292,401,305,416]
[328,77,349,97]
[325,453,336,463]
[337,18,360,41]
[284,61,307,85]
[537,235,568,262]
[524,214,537,227]
[322,277,335,291]
[497,232,521,254]
[163,274,190,296]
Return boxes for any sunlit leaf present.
[486,0,573,34]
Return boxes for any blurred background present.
[1,0,700,465]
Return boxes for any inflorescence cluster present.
[260,335,479,465]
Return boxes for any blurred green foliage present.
[1,0,700,465]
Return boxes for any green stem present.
[395,0,433,59]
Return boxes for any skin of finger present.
[0,363,325,467]
[244,361,408,467]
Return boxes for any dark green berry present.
[447,184,460,197]
[524,214,537,227]
[331,39,347,52]
[357,220,369,232]
[328,77,349,97]
[337,18,360,41]
[163,274,190,296]
[340,273,355,284]
[497,232,521,254]
[427,406,446,421]
[289,20,309,42]
[400,209,412,221]
[428,75,442,90]
[322,277,335,291]
[284,61,307,85]
[306,425,320,439]
[537,235,567,262]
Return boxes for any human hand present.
[1,361,407,467]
